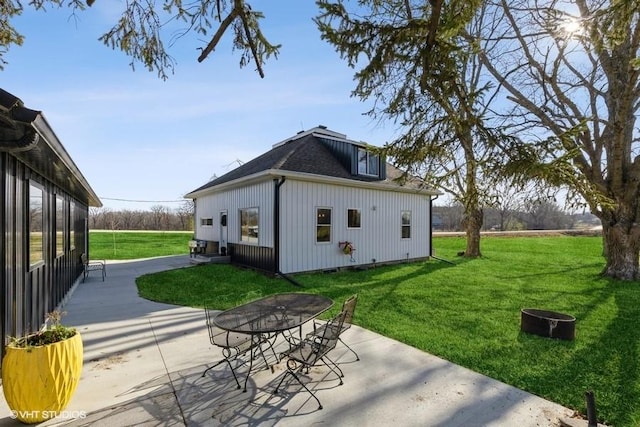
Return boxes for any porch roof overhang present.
[184,168,442,200]
[0,89,102,207]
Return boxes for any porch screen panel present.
[56,195,64,256]
[69,201,76,250]
[29,183,43,266]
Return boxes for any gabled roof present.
[0,88,102,207]
[186,127,437,198]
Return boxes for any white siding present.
[193,181,275,246]
[279,180,432,273]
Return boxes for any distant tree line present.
[433,200,600,233]
[89,196,597,233]
[89,201,194,231]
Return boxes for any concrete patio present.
[0,255,580,426]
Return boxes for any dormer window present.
[358,148,379,176]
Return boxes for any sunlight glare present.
[559,17,583,38]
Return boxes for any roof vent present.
[318,125,327,129]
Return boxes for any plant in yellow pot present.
[2,311,83,424]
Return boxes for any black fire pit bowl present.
[520,308,576,340]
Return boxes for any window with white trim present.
[347,209,361,228]
[200,218,213,226]
[401,210,411,239]
[316,208,332,243]
[357,148,380,176]
[240,208,259,243]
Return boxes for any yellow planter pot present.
[2,332,83,424]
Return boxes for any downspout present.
[0,129,39,152]
[273,176,304,287]
[429,195,438,257]
[0,90,41,153]
[273,177,284,274]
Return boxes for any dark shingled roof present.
[188,133,425,194]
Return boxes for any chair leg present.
[273,370,291,394]
[201,358,241,389]
[339,337,360,361]
[265,334,280,362]
[242,335,278,392]
[255,340,271,368]
[320,355,344,383]
[274,370,323,410]
[243,344,257,392]
[225,359,242,390]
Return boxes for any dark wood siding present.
[317,137,352,172]
[228,243,275,274]
[1,151,87,355]
[318,137,387,180]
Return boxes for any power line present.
[99,197,187,203]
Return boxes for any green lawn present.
[135,235,639,426]
[89,231,192,260]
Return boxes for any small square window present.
[201,218,213,226]
[347,209,361,228]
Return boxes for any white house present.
[185,126,440,275]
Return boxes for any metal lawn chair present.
[274,309,347,409]
[308,294,359,361]
[80,253,106,282]
[202,306,275,390]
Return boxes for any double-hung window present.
[316,208,332,243]
[401,210,411,239]
[357,148,380,176]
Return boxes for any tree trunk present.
[601,221,640,280]
[463,206,483,257]
[458,121,483,258]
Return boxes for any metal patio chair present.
[274,309,348,410]
[202,306,275,390]
[80,253,106,282]
[307,294,359,361]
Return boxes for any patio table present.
[214,293,333,391]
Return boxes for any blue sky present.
[3,2,399,211]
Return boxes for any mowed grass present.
[89,231,192,260]
[136,235,640,427]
